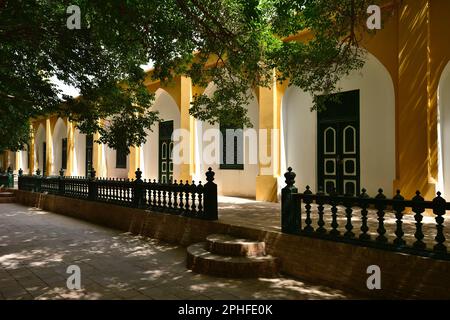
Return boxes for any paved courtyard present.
[0,202,351,300]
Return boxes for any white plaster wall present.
[34,124,46,173]
[437,61,450,198]
[142,89,181,181]
[8,151,16,170]
[281,52,396,197]
[51,118,67,175]
[20,148,29,173]
[73,129,86,177]
[104,146,129,179]
[195,84,260,198]
[280,88,316,192]
[98,145,108,178]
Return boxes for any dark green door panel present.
[317,90,360,196]
[159,121,174,183]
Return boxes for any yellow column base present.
[256,175,279,202]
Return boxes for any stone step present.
[187,242,279,278]
[206,234,266,257]
[0,197,15,203]
[0,192,14,198]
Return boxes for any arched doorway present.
[141,89,181,181]
[34,124,46,174]
[281,51,396,196]
[437,61,450,198]
[52,118,67,175]
[195,83,260,198]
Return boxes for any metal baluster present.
[184,180,190,215]
[412,191,426,250]
[111,178,115,201]
[155,179,161,210]
[191,181,197,216]
[359,188,371,241]
[316,189,326,234]
[178,180,184,213]
[117,180,121,202]
[157,180,162,208]
[152,179,157,208]
[167,180,173,211]
[142,182,147,207]
[375,189,387,243]
[393,190,406,247]
[173,180,178,213]
[329,188,340,237]
[120,181,124,203]
[433,192,447,253]
[162,183,167,211]
[114,178,117,201]
[303,186,314,233]
[344,196,355,239]
[128,179,132,205]
[197,182,204,216]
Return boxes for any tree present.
[0,0,385,152]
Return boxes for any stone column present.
[29,123,36,174]
[395,0,435,199]
[93,131,106,178]
[45,118,56,176]
[15,150,21,173]
[255,73,286,202]
[128,146,140,180]
[179,76,196,182]
[66,120,75,176]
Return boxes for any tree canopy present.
[0,0,384,153]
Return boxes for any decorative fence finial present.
[135,168,142,181]
[392,190,406,247]
[36,168,41,176]
[206,167,215,183]
[59,168,65,177]
[412,190,426,250]
[360,188,369,198]
[90,168,96,179]
[284,167,296,187]
[433,191,447,253]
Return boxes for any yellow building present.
[2,0,450,202]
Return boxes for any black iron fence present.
[18,167,218,220]
[282,167,450,260]
[0,167,14,188]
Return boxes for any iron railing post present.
[35,169,42,192]
[88,168,97,201]
[281,167,300,234]
[58,168,65,195]
[7,166,13,188]
[203,168,218,220]
[133,168,144,208]
[18,168,23,189]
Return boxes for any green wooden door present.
[159,121,174,184]
[85,135,93,177]
[317,90,360,196]
[42,142,47,176]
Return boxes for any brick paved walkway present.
[0,203,351,300]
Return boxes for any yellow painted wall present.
[338,0,449,200]
[429,0,450,192]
